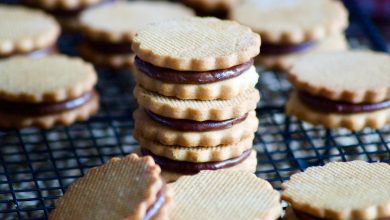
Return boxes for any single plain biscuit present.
[80,1,194,43]
[79,43,135,69]
[134,86,260,121]
[230,0,348,44]
[282,161,390,220]
[0,5,60,56]
[256,33,348,71]
[132,65,259,100]
[0,92,99,129]
[24,0,102,10]
[288,51,390,103]
[285,91,390,131]
[134,108,258,147]
[161,150,258,182]
[135,131,254,163]
[49,154,172,220]
[0,55,97,103]
[132,17,261,71]
[169,170,282,220]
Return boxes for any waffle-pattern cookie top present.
[230,0,348,44]
[132,17,261,71]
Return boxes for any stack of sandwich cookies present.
[79,1,194,69]
[0,55,99,128]
[230,0,349,71]
[282,161,390,220]
[49,154,173,220]
[286,51,390,131]
[0,5,60,58]
[132,17,261,182]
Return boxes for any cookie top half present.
[0,5,60,56]
[80,1,194,43]
[288,51,390,103]
[132,17,261,71]
[230,0,348,44]
[282,161,390,220]
[0,55,97,103]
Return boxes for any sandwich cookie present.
[79,1,194,69]
[286,51,390,131]
[49,154,173,220]
[182,0,240,18]
[230,0,349,71]
[0,55,99,128]
[0,5,60,58]
[170,170,282,220]
[132,17,261,182]
[282,161,390,220]
[23,0,114,31]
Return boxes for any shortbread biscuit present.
[0,5,60,57]
[0,55,97,103]
[50,154,173,220]
[282,161,390,220]
[288,51,390,103]
[170,170,282,220]
[132,17,261,71]
[135,131,254,163]
[134,108,258,147]
[230,0,348,44]
[161,150,258,182]
[132,65,259,100]
[134,86,260,121]
[285,91,390,131]
[256,34,348,71]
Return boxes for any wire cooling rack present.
[0,0,389,219]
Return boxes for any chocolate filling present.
[261,41,316,55]
[142,149,251,174]
[134,56,253,84]
[293,209,390,220]
[143,185,166,220]
[84,39,133,54]
[0,90,96,116]
[0,46,57,59]
[298,91,390,113]
[145,109,248,131]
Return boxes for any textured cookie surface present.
[80,1,194,43]
[285,91,390,131]
[170,170,281,220]
[134,86,260,121]
[0,5,60,56]
[132,17,261,71]
[0,55,97,103]
[288,51,390,103]
[50,154,169,220]
[230,0,348,44]
[282,161,390,220]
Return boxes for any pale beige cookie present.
[135,131,254,163]
[0,5,60,57]
[288,51,390,103]
[256,33,348,71]
[79,43,135,69]
[230,0,348,44]
[132,17,261,71]
[282,161,390,220]
[183,0,240,11]
[0,55,97,103]
[134,108,258,147]
[134,86,260,121]
[132,65,259,100]
[170,170,282,220]
[80,1,194,43]
[0,92,99,129]
[49,154,173,220]
[24,0,102,10]
[285,91,390,131]
[161,150,258,182]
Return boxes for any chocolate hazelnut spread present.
[293,209,390,220]
[84,39,133,54]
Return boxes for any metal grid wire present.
[0,0,389,219]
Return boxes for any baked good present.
[182,0,240,18]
